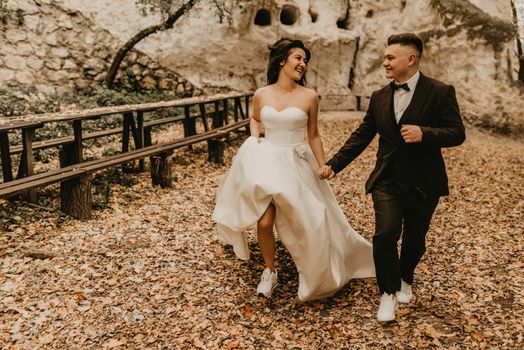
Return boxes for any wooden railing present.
[0,92,253,219]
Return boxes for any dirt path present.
[1,112,523,349]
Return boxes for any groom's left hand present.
[401,124,423,143]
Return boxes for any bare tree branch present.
[104,0,200,89]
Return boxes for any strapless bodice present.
[261,105,307,145]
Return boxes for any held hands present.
[400,125,423,143]
[318,164,336,180]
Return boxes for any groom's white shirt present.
[393,70,420,123]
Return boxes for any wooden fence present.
[0,92,253,219]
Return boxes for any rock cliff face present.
[347,0,523,133]
[1,0,523,134]
[59,0,365,109]
[0,0,198,96]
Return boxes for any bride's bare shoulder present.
[254,85,272,98]
[298,86,319,102]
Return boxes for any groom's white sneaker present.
[377,293,398,322]
[396,280,413,303]
[256,268,278,298]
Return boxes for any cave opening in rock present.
[336,7,350,29]
[254,8,271,26]
[337,18,348,29]
[366,9,374,18]
[309,7,318,23]
[280,5,299,25]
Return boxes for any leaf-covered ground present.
[1,112,523,349]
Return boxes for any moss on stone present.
[430,0,517,51]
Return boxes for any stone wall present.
[0,0,198,96]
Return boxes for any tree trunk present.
[511,1,524,82]
[104,0,200,89]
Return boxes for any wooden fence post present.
[150,151,173,188]
[122,112,131,153]
[136,111,145,172]
[185,105,198,135]
[222,99,229,125]
[233,98,240,122]
[244,95,250,118]
[184,106,198,151]
[236,98,246,119]
[222,99,231,142]
[0,132,13,183]
[197,104,209,132]
[60,173,93,219]
[207,139,225,164]
[236,96,250,133]
[212,101,222,129]
[245,96,251,133]
[121,111,135,172]
[18,127,37,202]
[144,126,152,147]
[60,119,92,219]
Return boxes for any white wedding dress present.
[212,105,375,301]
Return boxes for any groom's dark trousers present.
[327,73,465,294]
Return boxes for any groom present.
[319,33,465,322]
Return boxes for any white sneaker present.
[396,280,413,303]
[377,293,398,322]
[256,268,278,298]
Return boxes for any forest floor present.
[0,112,523,349]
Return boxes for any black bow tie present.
[390,82,410,92]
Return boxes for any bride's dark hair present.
[267,38,311,86]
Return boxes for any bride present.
[212,38,375,302]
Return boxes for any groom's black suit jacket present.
[327,73,466,198]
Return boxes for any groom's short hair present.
[387,33,423,57]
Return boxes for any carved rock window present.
[309,7,318,23]
[254,8,271,26]
[280,5,299,25]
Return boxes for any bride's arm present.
[250,90,263,138]
[306,92,326,166]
